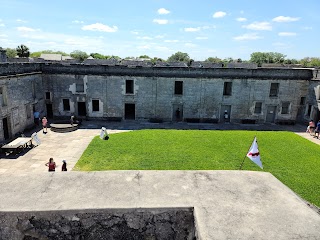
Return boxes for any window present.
[307,105,312,117]
[45,92,51,100]
[76,83,84,92]
[126,80,134,94]
[269,83,279,97]
[254,102,262,114]
[63,99,70,111]
[174,81,183,95]
[281,102,290,114]
[92,99,99,111]
[223,82,232,96]
[300,97,306,105]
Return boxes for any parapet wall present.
[0,208,196,240]
[0,63,314,80]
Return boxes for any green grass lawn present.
[75,130,320,207]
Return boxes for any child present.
[62,160,67,171]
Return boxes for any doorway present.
[125,103,135,120]
[172,104,183,122]
[220,105,231,122]
[46,104,53,118]
[2,117,10,140]
[78,102,87,117]
[266,106,277,123]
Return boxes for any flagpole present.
[239,136,256,170]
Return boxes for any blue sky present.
[0,0,319,60]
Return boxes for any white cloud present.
[0,23,5,27]
[303,26,312,30]
[72,20,84,24]
[0,34,8,37]
[242,22,272,31]
[153,19,169,24]
[213,11,226,18]
[155,35,165,39]
[137,36,153,40]
[137,45,151,49]
[233,33,263,41]
[278,32,297,36]
[185,43,197,47]
[164,40,179,43]
[272,16,300,22]
[17,26,39,32]
[184,27,201,32]
[236,17,247,22]
[131,31,139,35]
[82,23,118,32]
[16,19,27,23]
[195,37,208,40]
[158,8,170,15]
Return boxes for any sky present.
[0,0,319,61]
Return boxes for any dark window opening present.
[126,80,134,94]
[300,97,306,105]
[281,102,290,114]
[174,81,183,95]
[254,102,262,114]
[125,103,135,120]
[269,83,279,97]
[223,82,232,96]
[92,99,99,111]
[307,105,312,116]
[45,92,51,100]
[63,99,70,111]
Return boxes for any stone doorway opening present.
[125,103,135,120]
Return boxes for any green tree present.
[167,51,190,62]
[90,53,106,59]
[205,57,222,63]
[6,48,17,58]
[139,55,150,59]
[16,44,30,57]
[70,50,88,61]
[250,52,286,66]
[300,57,320,67]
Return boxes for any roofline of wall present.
[0,62,315,80]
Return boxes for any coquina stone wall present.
[0,63,319,142]
[0,208,196,240]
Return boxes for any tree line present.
[1,44,320,67]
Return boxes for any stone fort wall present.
[0,63,319,142]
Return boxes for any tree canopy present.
[167,51,190,62]
[249,52,286,66]
[5,48,17,58]
[70,50,89,61]
[30,50,68,58]
[16,44,30,58]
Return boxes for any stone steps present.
[50,123,79,133]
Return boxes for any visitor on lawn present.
[314,120,320,138]
[61,160,67,171]
[307,120,315,135]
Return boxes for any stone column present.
[0,49,7,62]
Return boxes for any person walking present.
[42,116,48,134]
[45,158,56,172]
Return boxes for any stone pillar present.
[0,49,7,62]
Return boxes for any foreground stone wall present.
[0,208,196,240]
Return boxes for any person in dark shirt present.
[314,120,320,138]
[61,160,67,171]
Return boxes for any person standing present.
[45,158,56,172]
[42,116,48,133]
[33,111,40,126]
[61,160,67,171]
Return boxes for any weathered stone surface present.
[0,209,195,240]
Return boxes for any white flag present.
[246,137,263,169]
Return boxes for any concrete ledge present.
[0,170,319,239]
